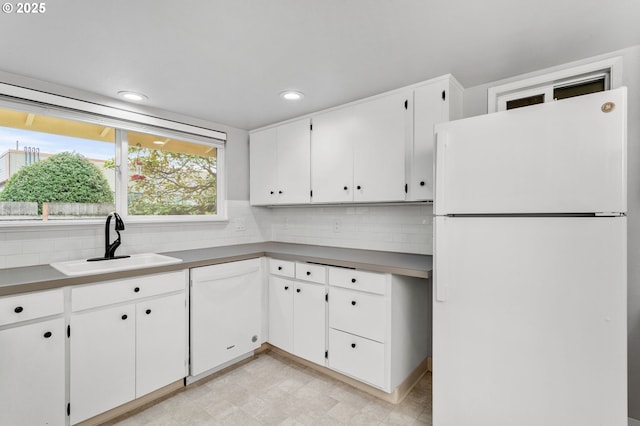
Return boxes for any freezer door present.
[434,88,626,215]
[432,216,627,426]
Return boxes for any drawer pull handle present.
[351,278,357,284]
[351,343,356,349]
[306,271,311,276]
[14,306,23,313]
[284,286,289,290]
[134,287,140,293]
[121,314,128,320]
[43,331,52,338]
[296,288,301,293]
[351,300,357,306]
[146,309,151,315]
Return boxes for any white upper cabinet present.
[409,75,463,201]
[250,74,462,205]
[311,90,410,203]
[309,106,355,203]
[250,118,311,205]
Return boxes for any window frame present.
[488,56,623,113]
[0,84,227,227]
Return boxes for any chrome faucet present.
[88,212,130,261]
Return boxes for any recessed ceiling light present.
[153,140,166,145]
[280,91,304,101]
[118,91,148,102]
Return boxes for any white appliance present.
[433,88,627,426]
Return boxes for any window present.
[125,131,218,217]
[0,92,225,224]
[488,57,622,113]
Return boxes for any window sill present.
[0,215,229,229]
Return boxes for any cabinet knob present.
[351,278,357,284]
[284,286,289,290]
[14,306,23,313]
[134,287,140,293]
[121,314,128,320]
[278,190,283,194]
[356,185,362,190]
[296,288,301,293]
[351,343,356,349]
[270,191,274,195]
[278,266,283,270]
[43,331,52,339]
[420,181,425,186]
[343,186,348,191]
[351,300,357,306]
[306,271,311,276]
[146,309,151,315]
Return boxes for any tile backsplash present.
[0,201,432,269]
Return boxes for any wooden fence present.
[0,202,115,220]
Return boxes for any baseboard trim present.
[75,379,184,426]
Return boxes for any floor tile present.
[110,351,432,426]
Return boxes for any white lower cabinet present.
[136,293,187,397]
[268,260,327,366]
[0,315,66,426]
[328,328,385,388]
[70,270,187,424]
[70,304,136,424]
[327,267,431,393]
[190,258,263,376]
[292,280,326,365]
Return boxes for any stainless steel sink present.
[51,253,183,276]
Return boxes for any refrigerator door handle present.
[433,216,448,302]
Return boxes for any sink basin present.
[51,253,183,276]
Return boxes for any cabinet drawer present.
[329,328,385,389]
[295,262,327,284]
[269,259,295,278]
[72,270,187,312]
[328,267,387,295]
[0,289,64,326]
[329,287,386,342]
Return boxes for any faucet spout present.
[87,212,130,262]
[104,212,128,259]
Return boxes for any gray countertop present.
[0,242,432,297]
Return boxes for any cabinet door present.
[190,260,262,375]
[352,91,409,202]
[136,293,186,397]
[277,118,311,204]
[250,127,278,205]
[412,80,448,201]
[0,318,65,426]
[268,276,294,353]
[293,281,326,366]
[70,305,136,424]
[311,106,355,203]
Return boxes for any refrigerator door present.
[434,88,626,215]
[432,216,627,426]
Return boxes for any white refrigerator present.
[432,88,627,425]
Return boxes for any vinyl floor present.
[109,350,432,425]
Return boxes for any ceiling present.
[1,0,639,131]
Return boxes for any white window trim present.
[488,56,623,113]
[0,84,228,226]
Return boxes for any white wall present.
[267,203,433,254]
[462,45,640,421]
